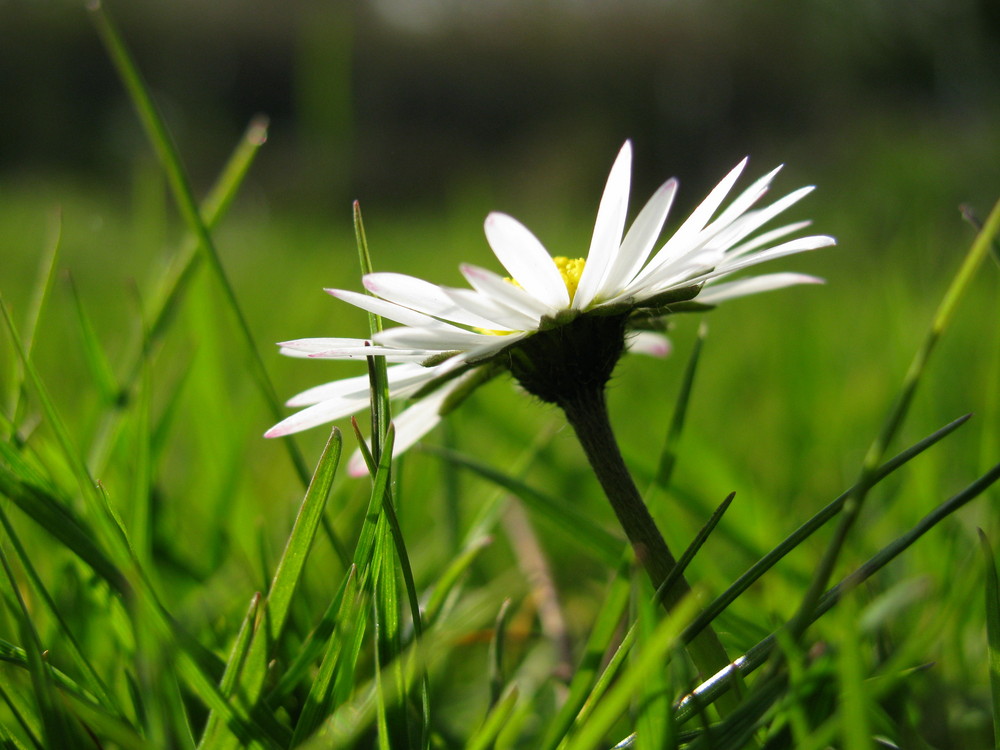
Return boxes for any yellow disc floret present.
[478,256,588,335]
[553,257,586,301]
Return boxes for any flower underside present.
[505,312,629,406]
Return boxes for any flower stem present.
[560,387,737,692]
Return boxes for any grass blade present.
[652,321,707,492]
[979,529,1000,749]
[87,1,312,488]
[198,427,342,747]
[467,685,519,750]
[65,273,120,405]
[683,413,972,647]
[488,598,512,710]
[539,559,632,750]
[675,460,1000,723]
[564,593,700,750]
[289,566,358,745]
[6,207,61,432]
[789,195,1000,641]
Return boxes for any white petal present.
[707,235,835,278]
[375,325,499,351]
[483,213,569,310]
[278,337,371,358]
[697,273,825,305]
[304,346,434,362]
[626,331,672,358]
[286,364,433,407]
[265,397,368,438]
[723,221,812,261]
[325,289,456,330]
[708,186,815,253]
[700,165,783,240]
[460,264,549,319]
[441,287,538,331]
[596,178,677,301]
[363,272,501,329]
[631,157,749,289]
[574,141,633,309]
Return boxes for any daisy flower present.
[266,141,834,475]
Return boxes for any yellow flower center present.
[477,257,587,336]
[553,256,586,301]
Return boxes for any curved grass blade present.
[423,535,493,626]
[0,462,127,595]
[488,598,513,710]
[0,680,44,750]
[267,565,355,705]
[66,273,120,405]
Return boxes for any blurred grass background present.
[1,0,999,744]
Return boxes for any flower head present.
[266,141,834,474]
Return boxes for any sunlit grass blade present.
[0,461,127,594]
[789,195,1000,641]
[354,202,392,461]
[0,546,78,746]
[290,567,358,745]
[87,1,312,488]
[268,566,355,705]
[218,593,263,700]
[129,323,154,568]
[372,426,430,747]
[85,116,269,478]
[467,685,519,750]
[683,413,972,647]
[564,594,700,750]
[834,596,869,750]
[635,586,672,750]
[198,427,342,748]
[65,273,120,405]
[6,207,61,431]
[0,298,117,538]
[0,504,122,718]
[0,679,44,750]
[429,446,623,566]
[979,529,1000,748]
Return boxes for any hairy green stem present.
[559,387,737,699]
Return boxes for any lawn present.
[1,4,999,748]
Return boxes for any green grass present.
[2,8,1000,748]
